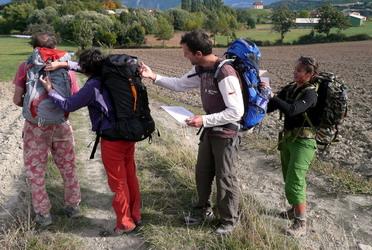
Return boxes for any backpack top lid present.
[225,39,261,69]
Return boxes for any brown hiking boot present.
[286,218,307,237]
[279,207,295,220]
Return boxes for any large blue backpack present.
[215,39,271,130]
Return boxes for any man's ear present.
[195,51,203,57]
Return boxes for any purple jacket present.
[48,76,114,132]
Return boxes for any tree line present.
[0,0,358,48]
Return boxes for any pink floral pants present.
[23,120,81,215]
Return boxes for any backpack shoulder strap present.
[294,83,317,101]
[213,59,234,80]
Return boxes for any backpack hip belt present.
[205,123,240,138]
[283,127,316,139]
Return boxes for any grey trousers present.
[195,133,240,226]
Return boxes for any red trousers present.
[101,139,141,230]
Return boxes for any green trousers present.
[279,133,317,205]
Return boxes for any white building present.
[295,18,320,28]
[252,1,264,9]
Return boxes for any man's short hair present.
[78,48,105,76]
[180,30,213,55]
[30,32,57,49]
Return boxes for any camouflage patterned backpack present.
[307,72,348,148]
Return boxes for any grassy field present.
[0,36,77,82]
[215,21,372,45]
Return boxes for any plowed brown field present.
[120,40,372,177]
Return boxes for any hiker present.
[140,30,244,235]
[265,56,319,237]
[12,32,81,226]
[39,48,142,236]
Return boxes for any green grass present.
[136,122,299,250]
[311,158,372,194]
[215,21,372,45]
[0,35,77,82]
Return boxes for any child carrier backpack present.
[100,54,155,142]
[216,39,271,130]
[309,72,348,148]
[22,48,72,125]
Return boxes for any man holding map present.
[140,30,244,235]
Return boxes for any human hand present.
[259,81,270,89]
[45,61,68,71]
[139,62,157,81]
[185,115,203,128]
[39,75,53,92]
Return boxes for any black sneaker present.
[64,206,81,218]
[184,206,215,226]
[278,207,295,220]
[286,218,307,237]
[35,213,52,227]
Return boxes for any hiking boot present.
[35,213,52,227]
[64,206,81,218]
[215,223,235,236]
[135,220,142,227]
[184,206,215,226]
[279,207,295,220]
[286,218,307,237]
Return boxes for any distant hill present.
[268,0,371,10]
[121,0,281,9]
[0,0,282,9]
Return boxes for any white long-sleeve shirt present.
[154,66,244,128]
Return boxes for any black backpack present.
[102,54,155,140]
[90,54,155,159]
[303,72,348,149]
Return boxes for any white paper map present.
[161,106,194,125]
[259,70,268,76]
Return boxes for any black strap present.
[196,125,204,135]
[89,134,100,159]
[90,112,104,159]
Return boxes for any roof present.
[349,13,367,21]
[295,18,320,24]
[253,1,264,5]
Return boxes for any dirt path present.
[70,110,146,250]
[1,83,371,249]
[238,147,372,249]
[0,84,25,225]
[0,83,145,249]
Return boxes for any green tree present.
[73,10,115,45]
[165,8,190,31]
[184,12,205,31]
[126,24,145,46]
[237,9,256,29]
[203,0,223,10]
[204,12,219,45]
[315,4,350,37]
[73,19,94,49]
[181,0,191,11]
[2,2,34,32]
[54,15,75,42]
[26,23,55,35]
[28,7,58,26]
[191,0,203,12]
[203,8,238,45]
[96,30,117,47]
[271,6,295,43]
[297,10,310,18]
[155,15,174,47]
